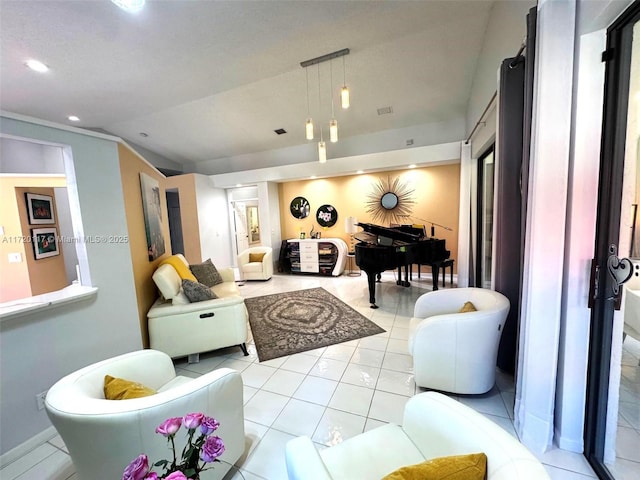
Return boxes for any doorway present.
[476,146,495,289]
[166,190,184,256]
[585,2,640,478]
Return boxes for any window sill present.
[0,284,98,322]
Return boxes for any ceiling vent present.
[377,106,393,116]
[274,128,287,135]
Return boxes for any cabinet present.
[285,238,348,276]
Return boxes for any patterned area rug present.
[245,287,386,362]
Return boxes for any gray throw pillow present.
[181,279,217,302]
[190,258,223,287]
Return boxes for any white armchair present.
[285,392,548,480]
[237,246,273,281]
[45,350,245,480]
[409,287,510,394]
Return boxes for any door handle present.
[606,244,633,310]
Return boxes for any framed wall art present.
[316,204,338,228]
[290,196,310,219]
[25,192,55,224]
[140,172,166,261]
[32,227,60,259]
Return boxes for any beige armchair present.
[45,350,245,480]
[237,246,273,281]
[409,287,510,394]
[285,392,549,480]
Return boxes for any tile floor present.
[0,271,613,479]
[607,335,640,479]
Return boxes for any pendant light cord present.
[330,59,335,118]
[317,64,323,141]
[305,68,311,116]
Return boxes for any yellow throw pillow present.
[249,252,266,263]
[382,453,487,480]
[160,255,197,282]
[104,375,156,400]
[459,301,477,313]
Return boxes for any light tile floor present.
[0,271,613,479]
[607,335,640,479]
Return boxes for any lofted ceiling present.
[1,0,505,175]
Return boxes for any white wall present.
[465,0,535,156]
[188,118,466,176]
[0,137,65,174]
[53,187,79,283]
[194,174,233,267]
[0,115,142,456]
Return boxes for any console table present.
[285,238,348,276]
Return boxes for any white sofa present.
[148,254,248,362]
[237,246,273,281]
[409,287,510,394]
[45,350,245,480]
[285,392,548,480]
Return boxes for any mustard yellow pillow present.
[104,375,156,400]
[382,453,487,480]
[249,252,266,263]
[459,301,477,313]
[160,255,197,282]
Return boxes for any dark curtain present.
[495,7,536,374]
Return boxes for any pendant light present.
[300,48,350,161]
[305,68,314,140]
[318,135,327,163]
[341,55,350,109]
[329,59,338,143]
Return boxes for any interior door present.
[585,3,640,478]
[233,201,249,256]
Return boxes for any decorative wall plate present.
[290,196,310,219]
[316,204,338,227]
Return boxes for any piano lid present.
[355,222,423,246]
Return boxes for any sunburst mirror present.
[365,176,415,225]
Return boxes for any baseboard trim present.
[0,426,57,468]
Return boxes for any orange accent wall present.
[118,144,171,348]
[0,177,68,302]
[165,174,202,264]
[16,186,68,296]
[278,164,460,271]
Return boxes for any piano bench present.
[440,259,455,287]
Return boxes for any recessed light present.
[67,116,80,122]
[110,0,145,13]
[408,164,416,169]
[357,170,364,174]
[236,184,243,187]
[310,175,317,179]
[25,59,49,73]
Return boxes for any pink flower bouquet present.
[123,413,225,480]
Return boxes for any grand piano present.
[354,222,450,308]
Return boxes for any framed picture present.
[32,227,60,259]
[140,172,166,261]
[25,193,55,224]
[316,204,338,228]
[290,196,310,219]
